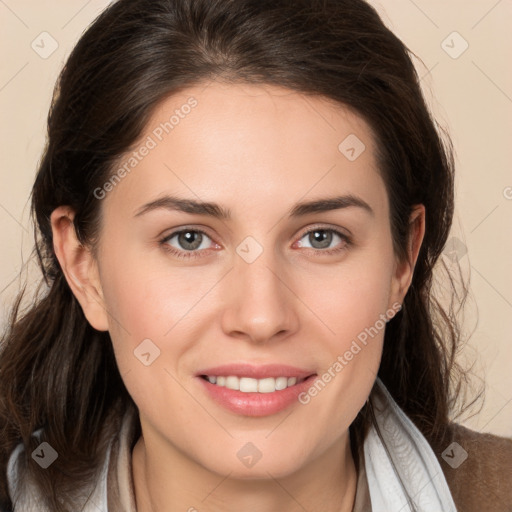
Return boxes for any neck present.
[132,428,358,512]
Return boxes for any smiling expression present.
[77,80,415,479]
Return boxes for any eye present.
[295,227,351,254]
[160,228,218,259]
[159,226,351,260]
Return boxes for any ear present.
[388,204,426,308]
[50,206,109,331]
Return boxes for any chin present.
[197,447,309,481]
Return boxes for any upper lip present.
[197,363,316,380]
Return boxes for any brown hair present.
[0,0,479,509]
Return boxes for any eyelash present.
[159,226,352,260]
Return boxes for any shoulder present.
[437,422,512,512]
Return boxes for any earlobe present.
[50,206,109,332]
[389,204,426,306]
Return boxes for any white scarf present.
[364,377,457,511]
[8,377,457,511]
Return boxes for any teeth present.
[258,378,275,393]
[225,376,239,390]
[205,375,303,393]
[240,377,258,392]
[275,377,288,390]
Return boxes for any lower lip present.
[197,375,318,417]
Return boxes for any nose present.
[220,248,300,345]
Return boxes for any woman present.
[0,0,510,510]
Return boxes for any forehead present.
[103,81,388,221]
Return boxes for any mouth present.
[199,374,309,393]
[195,364,317,417]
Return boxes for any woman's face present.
[68,82,420,478]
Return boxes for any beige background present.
[1,1,511,437]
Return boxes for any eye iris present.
[310,230,332,249]
[178,231,202,250]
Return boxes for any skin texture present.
[51,81,425,512]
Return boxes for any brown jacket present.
[437,423,512,511]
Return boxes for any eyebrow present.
[134,194,374,219]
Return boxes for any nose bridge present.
[221,236,298,343]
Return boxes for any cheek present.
[99,268,196,426]
[294,267,391,441]
[299,244,396,345]
[97,249,223,398]
[294,239,395,405]
[99,242,205,335]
